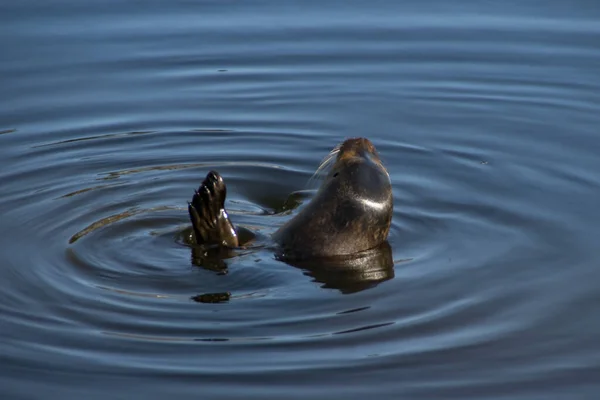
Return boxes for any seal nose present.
[339,137,378,161]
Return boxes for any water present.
[2,1,600,399]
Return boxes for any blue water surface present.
[1,1,600,399]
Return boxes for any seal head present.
[272,137,393,259]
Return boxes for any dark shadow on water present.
[190,240,394,300]
[191,291,231,304]
[189,245,235,304]
[190,245,232,275]
[284,242,395,294]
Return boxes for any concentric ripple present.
[2,1,600,399]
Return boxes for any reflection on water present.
[1,0,600,399]
[286,242,396,294]
[69,206,179,243]
[191,239,396,295]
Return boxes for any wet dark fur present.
[188,138,393,260]
[188,171,238,247]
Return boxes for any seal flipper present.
[188,171,239,247]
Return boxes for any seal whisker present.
[308,143,341,186]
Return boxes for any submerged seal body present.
[188,137,393,260]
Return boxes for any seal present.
[188,137,393,260]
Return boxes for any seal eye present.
[333,173,339,178]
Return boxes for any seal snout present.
[337,137,380,163]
